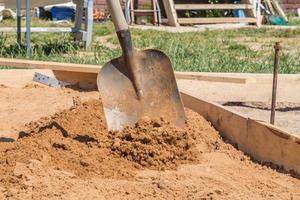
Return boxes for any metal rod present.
[26,0,31,56]
[270,42,281,125]
[16,0,22,45]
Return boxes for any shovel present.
[97,0,185,130]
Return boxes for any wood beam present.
[0,58,249,84]
[178,17,257,24]
[162,0,179,27]
[0,58,101,73]
[174,4,253,10]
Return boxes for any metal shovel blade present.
[97,49,186,131]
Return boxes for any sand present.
[0,95,299,200]
[0,83,99,139]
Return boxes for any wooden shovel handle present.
[107,0,129,32]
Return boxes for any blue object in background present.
[51,6,75,21]
[233,0,246,18]
[269,15,288,26]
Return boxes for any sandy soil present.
[0,82,299,199]
[0,83,98,139]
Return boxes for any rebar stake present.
[270,42,281,125]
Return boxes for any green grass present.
[287,15,300,26]
[1,20,300,73]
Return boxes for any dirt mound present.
[0,99,214,188]
[109,118,199,170]
[0,98,299,199]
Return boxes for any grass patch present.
[0,20,299,73]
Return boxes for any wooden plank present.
[0,27,73,33]
[175,4,253,10]
[162,0,179,27]
[0,58,101,73]
[4,0,70,8]
[175,72,249,84]
[133,9,157,12]
[271,0,289,21]
[0,58,254,85]
[266,0,276,15]
[181,90,249,145]
[180,90,300,174]
[178,17,257,24]
[0,58,252,84]
[246,119,300,173]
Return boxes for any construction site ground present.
[0,69,299,199]
[1,70,298,137]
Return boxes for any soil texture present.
[0,98,299,199]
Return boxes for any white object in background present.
[0,6,4,21]
[298,8,300,17]
[44,2,76,11]
[4,0,71,9]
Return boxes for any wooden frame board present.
[175,4,253,10]
[180,89,300,174]
[0,58,250,85]
[162,0,179,27]
[4,0,70,8]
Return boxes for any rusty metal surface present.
[270,42,281,125]
[97,49,186,130]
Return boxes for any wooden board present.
[175,72,250,84]
[0,27,73,33]
[175,4,253,10]
[271,0,288,22]
[0,58,101,73]
[178,17,257,24]
[246,119,300,172]
[162,0,179,27]
[4,0,70,8]
[0,58,250,85]
[180,89,300,175]
[265,0,275,15]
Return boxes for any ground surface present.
[0,70,99,139]
[0,70,299,199]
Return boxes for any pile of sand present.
[0,99,220,184]
[0,99,299,199]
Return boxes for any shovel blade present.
[97,49,185,130]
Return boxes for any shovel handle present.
[107,0,128,31]
[107,0,134,55]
